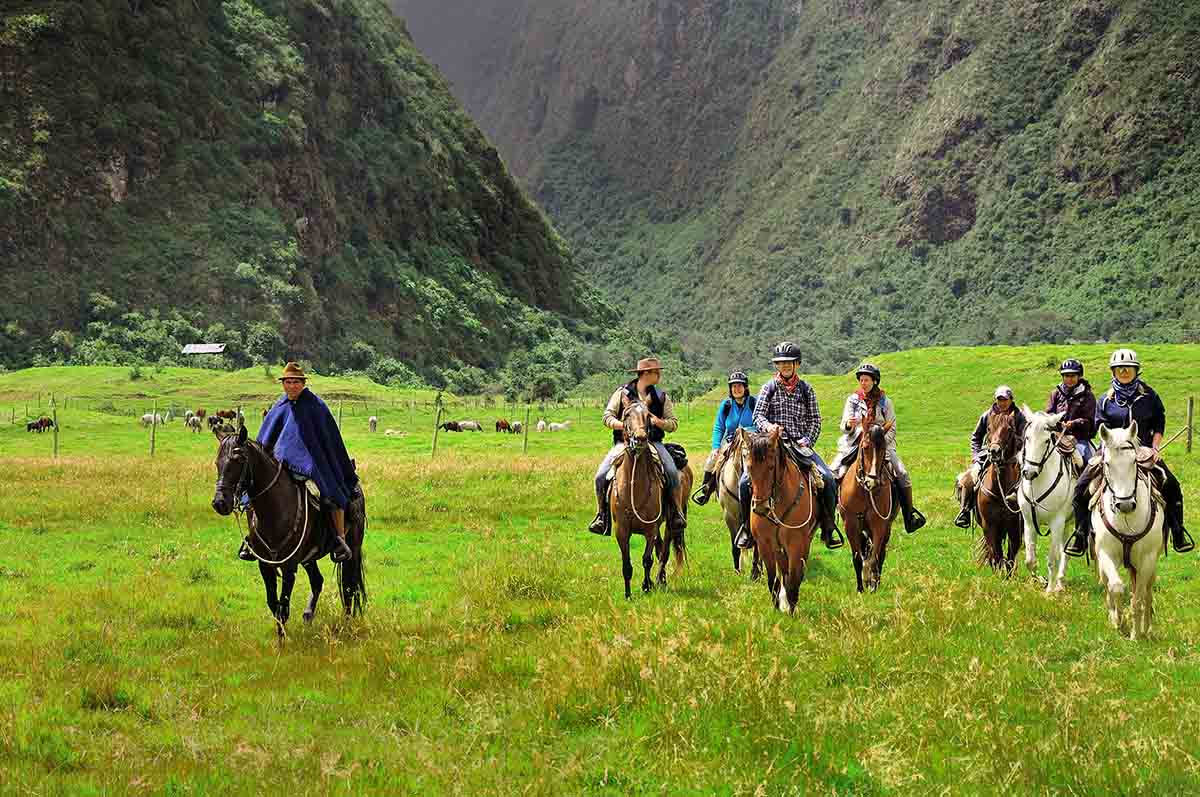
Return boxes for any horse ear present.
[1128,419,1138,441]
[1099,425,1110,444]
[1021,404,1034,423]
[1049,411,1065,429]
[237,424,248,445]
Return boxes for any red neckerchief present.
[777,372,800,393]
[855,387,885,403]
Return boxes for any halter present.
[623,403,664,526]
[219,438,311,566]
[979,419,1022,516]
[853,422,894,522]
[1019,428,1069,536]
[1097,443,1159,575]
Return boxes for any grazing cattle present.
[548,420,573,432]
[511,421,523,435]
[207,415,222,431]
[369,416,378,433]
[496,418,511,433]
[458,420,483,432]
[216,409,237,421]
[536,419,547,433]
[186,416,203,433]
[439,421,462,432]
[185,410,195,423]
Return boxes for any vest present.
[613,381,666,445]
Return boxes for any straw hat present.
[279,362,307,381]
[628,357,665,374]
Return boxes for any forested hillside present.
[0,0,610,387]
[394,0,1200,371]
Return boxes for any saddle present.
[607,446,666,485]
[663,443,688,470]
[782,440,825,491]
[1055,433,1084,474]
[1086,448,1165,509]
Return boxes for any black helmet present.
[727,370,749,386]
[1059,358,1084,376]
[855,363,882,384]
[771,341,802,364]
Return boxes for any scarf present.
[855,386,885,403]
[776,371,800,393]
[1056,380,1087,401]
[1111,377,1141,405]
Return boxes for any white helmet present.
[1109,348,1140,371]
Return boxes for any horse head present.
[1020,405,1065,481]
[622,397,652,455]
[1099,422,1141,514]
[986,410,1017,462]
[744,426,782,516]
[211,424,250,516]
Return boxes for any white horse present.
[1018,407,1074,592]
[536,419,547,432]
[548,420,572,432]
[140,413,163,427]
[458,420,483,432]
[1093,422,1164,640]
[185,416,202,433]
[369,416,378,433]
[717,435,758,576]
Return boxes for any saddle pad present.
[605,448,665,485]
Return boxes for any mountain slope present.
[393,0,1200,371]
[0,0,606,377]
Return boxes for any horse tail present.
[671,527,687,577]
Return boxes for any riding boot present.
[692,470,718,506]
[237,537,256,561]
[897,479,926,534]
[953,483,975,529]
[734,481,754,549]
[666,491,687,533]
[1168,502,1195,553]
[588,485,611,536]
[330,508,353,563]
[1065,481,1092,558]
[819,479,844,550]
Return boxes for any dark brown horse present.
[976,411,1023,574]
[210,426,366,635]
[495,418,511,433]
[838,406,896,593]
[741,427,820,613]
[610,399,691,598]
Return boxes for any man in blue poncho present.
[238,362,358,562]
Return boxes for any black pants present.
[739,452,838,527]
[1073,459,1184,533]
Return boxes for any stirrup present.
[1064,531,1089,558]
[691,485,711,506]
[588,511,610,536]
[822,526,845,550]
[734,524,755,550]
[953,507,972,529]
[1173,527,1195,554]
[904,508,926,534]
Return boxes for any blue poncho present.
[257,388,358,509]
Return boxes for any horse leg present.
[656,531,670,587]
[302,560,323,623]
[732,539,741,573]
[1096,548,1125,632]
[618,529,633,600]
[775,546,791,614]
[278,565,296,627]
[847,518,864,593]
[751,545,762,581]
[759,534,779,609]
[784,545,805,615]
[1048,514,1068,593]
[1022,508,1039,582]
[641,531,655,593]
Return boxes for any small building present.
[180,343,227,355]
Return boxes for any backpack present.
[721,394,756,425]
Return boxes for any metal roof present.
[180,343,227,355]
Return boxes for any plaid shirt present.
[753,377,822,445]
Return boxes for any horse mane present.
[749,432,773,463]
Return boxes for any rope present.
[629,449,664,525]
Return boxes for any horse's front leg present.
[750,545,762,581]
[1021,507,1040,581]
[641,530,655,593]
[656,532,670,587]
[1048,515,1068,593]
[259,563,281,630]
[618,529,633,600]
[277,565,296,628]
[302,560,324,623]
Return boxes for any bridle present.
[979,418,1021,515]
[217,437,309,565]
[1097,442,1159,574]
[1019,425,1069,536]
[623,402,663,526]
[854,415,894,522]
[750,435,814,530]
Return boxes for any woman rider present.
[954,385,1028,528]
[693,370,757,505]
[829,363,926,533]
[1045,358,1097,466]
[1065,348,1194,556]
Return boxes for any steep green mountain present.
[0,0,609,382]
[393,0,1200,371]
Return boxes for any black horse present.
[210,426,366,635]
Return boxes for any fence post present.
[1188,397,1194,454]
[51,396,59,459]
[337,400,343,429]
[523,406,531,454]
[431,405,443,457]
[150,399,157,457]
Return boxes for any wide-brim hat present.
[279,361,307,381]
[629,357,665,374]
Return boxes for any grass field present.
[3,345,1200,794]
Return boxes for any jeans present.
[595,443,680,503]
[739,452,836,514]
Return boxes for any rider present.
[693,370,757,505]
[588,356,686,536]
[242,362,358,562]
[1065,348,1194,557]
[733,341,843,550]
[1045,358,1097,465]
[953,385,1028,528]
[829,363,926,533]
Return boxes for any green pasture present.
[2,345,1200,794]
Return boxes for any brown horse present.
[495,418,511,433]
[741,426,821,613]
[610,399,692,598]
[976,411,1023,573]
[838,406,896,593]
[210,426,367,635]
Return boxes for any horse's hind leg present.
[641,532,655,593]
[618,531,633,599]
[302,560,324,623]
[1022,510,1039,581]
[656,533,670,587]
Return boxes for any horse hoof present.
[303,612,315,623]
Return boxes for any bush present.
[129,364,144,381]
[367,357,423,387]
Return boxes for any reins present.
[757,441,814,530]
[1019,432,1070,537]
[854,426,895,522]
[226,440,313,566]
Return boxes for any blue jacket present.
[258,388,359,509]
[1095,380,1165,448]
[711,396,757,449]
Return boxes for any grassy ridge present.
[2,346,1200,793]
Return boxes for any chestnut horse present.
[210,426,367,635]
[610,400,691,598]
[976,411,1023,574]
[838,406,896,593]
[740,427,820,613]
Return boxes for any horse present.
[975,411,1023,574]
[714,435,760,577]
[438,421,461,432]
[536,419,547,432]
[210,426,367,636]
[1092,422,1164,639]
[26,417,53,433]
[195,408,206,420]
[610,399,689,598]
[207,415,223,431]
[140,413,163,427]
[217,409,237,420]
[185,416,203,433]
[1018,407,1075,592]
[740,426,821,613]
[838,406,896,593]
[495,419,511,433]
[458,420,482,432]
[549,421,572,432]
[511,421,523,435]
[368,416,378,433]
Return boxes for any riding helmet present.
[855,363,882,385]
[1058,358,1083,375]
[771,341,802,364]
[727,370,749,386]
[1108,348,1140,371]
